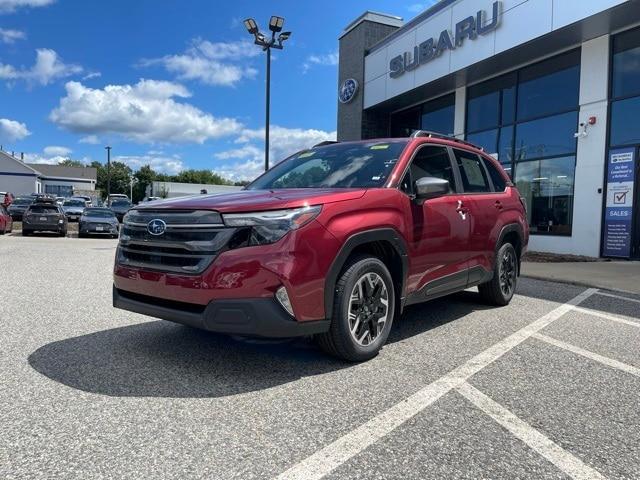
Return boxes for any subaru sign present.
[390,1,502,79]
[339,78,359,104]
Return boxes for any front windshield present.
[247,141,408,190]
[111,200,131,207]
[64,200,85,207]
[84,209,115,218]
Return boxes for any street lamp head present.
[278,31,291,42]
[255,32,268,46]
[269,16,284,33]
[243,18,258,35]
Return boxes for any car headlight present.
[223,205,321,246]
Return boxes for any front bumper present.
[113,286,329,338]
[80,223,118,235]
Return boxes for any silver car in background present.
[78,207,119,238]
[62,198,86,221]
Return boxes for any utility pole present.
[265,47,271,172]
[105,146,112,198]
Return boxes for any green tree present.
[133,164,158,203]
[90,160,132,199]
[59,159,85,168]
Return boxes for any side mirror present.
[414,176,450,200]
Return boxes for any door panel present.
[400,145,471,297]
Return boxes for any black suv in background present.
[22,199,68,237]
[8,197,34,221]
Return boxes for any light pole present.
[105,146,112,198]
[243,16,291,172]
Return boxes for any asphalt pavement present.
[1,235,638,479]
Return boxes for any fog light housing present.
[275,286,294,317]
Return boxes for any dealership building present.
[337,0,640,259]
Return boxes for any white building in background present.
[338,0,640,259]
[148,181,242,199]
[0,149,97,196]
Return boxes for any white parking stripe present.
[274,288,599,480]
[573,306,640,328]
[595,291,640,304]
[534,333,640,377]
[457,383,606,480]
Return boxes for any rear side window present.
[401,145,456,194]
[454,149,491,193]
[482,157,507,192]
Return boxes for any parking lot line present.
[595,291,640,304]
[457,382,606,480]
[533,333,640,377]
[573,306,640,328]
[274,288,599,480]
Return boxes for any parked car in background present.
[0,204,12,234]
[7,197,33,221]
[79,208,120,238]
[72,195,92,207]
[62,198,86,221]
[55,196,65,206]
[1,192,15,207]
[108,198,132,222]
[141,196,162,203]
[22,198,68,237]
[108,194,129,203]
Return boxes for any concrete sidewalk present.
[521,260,640,295]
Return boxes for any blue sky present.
[0,0,436,180]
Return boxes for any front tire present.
[478,242,518,306]
[22,229,31,236]
[317,255,395,362]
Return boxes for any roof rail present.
[312,140,340,148]
[410,130,483,151]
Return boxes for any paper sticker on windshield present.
[298,151,315,158]
[370,144,389,150]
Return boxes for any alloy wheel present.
[347,272,389,346]
[499,250,516,296]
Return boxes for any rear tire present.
[22,229,31,236]
[478,242,518,306]
[60,229,67,237]
[316,255,395,362]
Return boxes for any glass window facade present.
[466,50,580,235]
[611,27,640,147]
[391,93,455,138]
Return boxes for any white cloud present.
[43,145,71,156]
[50,79,243,144]
[79,134,100,144]
[214,126,336,181]
[81,71,101,80]
[139,38,260,87]
[24,151,91,165]
[0,0,54,13]
[115,154,185,176]
[0,28,25,43]
[0,48,83,86]
[302,51,339,73]
[0,117,30,142]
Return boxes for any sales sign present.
[603,148,636,257]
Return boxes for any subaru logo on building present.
[339,78,358,104]
[147,219,166,236]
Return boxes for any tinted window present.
[13,198,33,205]
[454,150,491,193]
[483,157,507,191]
[517,52,580,121]
[402,145,455,194]
[390,107,421,138]
[248,141,408,190]
[28,205,59,214]
[421,94,455,136]
[612,27,640,99]
[467,91,500,133]
[515,157,575,235]
[63,200,85,207]
[515,111,578,161]
[610,96,640,146]
[467,129,498,155]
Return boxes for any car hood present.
[133,188,367,213]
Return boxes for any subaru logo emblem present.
[147,219,166,236]
[338,78,358,104]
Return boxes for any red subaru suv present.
[113,132,528,361]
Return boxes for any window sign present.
[603,148,636,257]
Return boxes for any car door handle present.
[494,200,503,210]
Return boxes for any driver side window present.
[401,145,456,195]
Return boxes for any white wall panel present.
[494,0,552,54]
[552,0,628,30]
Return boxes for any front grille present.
[117,209,235,274]
[88,222,113,229]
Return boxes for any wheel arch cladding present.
[324,228,409,319]
[497,223,524,272]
